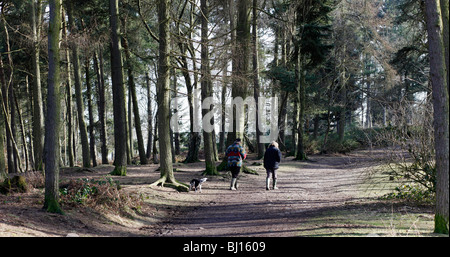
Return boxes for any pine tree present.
[201,0,218,175]
[151,0,187,191]
[44,0,63,214]
[109,0,127,176]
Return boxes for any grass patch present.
[295,163,443,237]
[296,203,439,237]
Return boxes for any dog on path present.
[189,178,207,193]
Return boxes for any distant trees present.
[31,0,44,172]
[67,1,91,168]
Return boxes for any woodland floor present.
[0,148,445,237]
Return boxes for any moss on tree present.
[110,165,127,176]
[203,162,219,175]
[44,196,64,214]
[11,176,28,192]
[0,175,28,194]
[434,214,449,234]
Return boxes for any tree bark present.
[44,0,63,214]
[14,90,29,171]
[127,76,133,162]
[337,45,347,142]
[146,72,153,160]
[0,60,5,176]
[232,0,251,142]
[172,69,180,156]
[123,32,148,165]
[67,2,90,168]
[219,67,227,153]
[294,23,306,161]
[93,50,108,164]
[62,9,74,167]
[85,58,97,167]
[181,3,201,164]
[31,0,45,171]
[425,0,449,234]
[9,79,18,173]
[153,109,159,164]
[109,0,127,176]
[1,16,22,173]
[152,0,186,191]
[440,0,449,94]
[201,0,218,175]
[252,0,264,159]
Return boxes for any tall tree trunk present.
[31,0,44,171]
[364,55,372,128]
[0,118,4,176]
[337,45,347,142]
[93,50,108,164]
[201,0,218,175]
[278,91,289,151]
[295,53,306,160]
[0,47,20,175]
[219,67,227,153]
[252,0,264,159]
[425,0,449,234]
[9,81,18,173]
[0,64,5,176]
[232,0,251,142]
[62,9,74,167]
[152,0,185,191]
[217,0,238,171]
[146,72,153,160]
[44,0,63,214]
[109,0,127,176]
[123,33,148,165]
[224,0,258,175]
[85,58,97,167]
[1,16,22,173]
[1,57,14,175]
[14,91,29,171]
[440,0,449,94]
[172,69,180,156]
[182,3,201,164]
[294,6,307,160]
[67,2,90,168]
[127,79,133,162]
[152,109,159,164]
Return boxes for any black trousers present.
[230,166,240,178]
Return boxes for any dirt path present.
[156,150,379,237]
[5,148,430,237]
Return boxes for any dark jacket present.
[263,145,282,170]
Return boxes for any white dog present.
[189,178,207,193]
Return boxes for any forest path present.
[0,149,385,237]
[156,149,382,237]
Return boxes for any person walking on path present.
[263,141,282,190]
[225,138,247,190]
